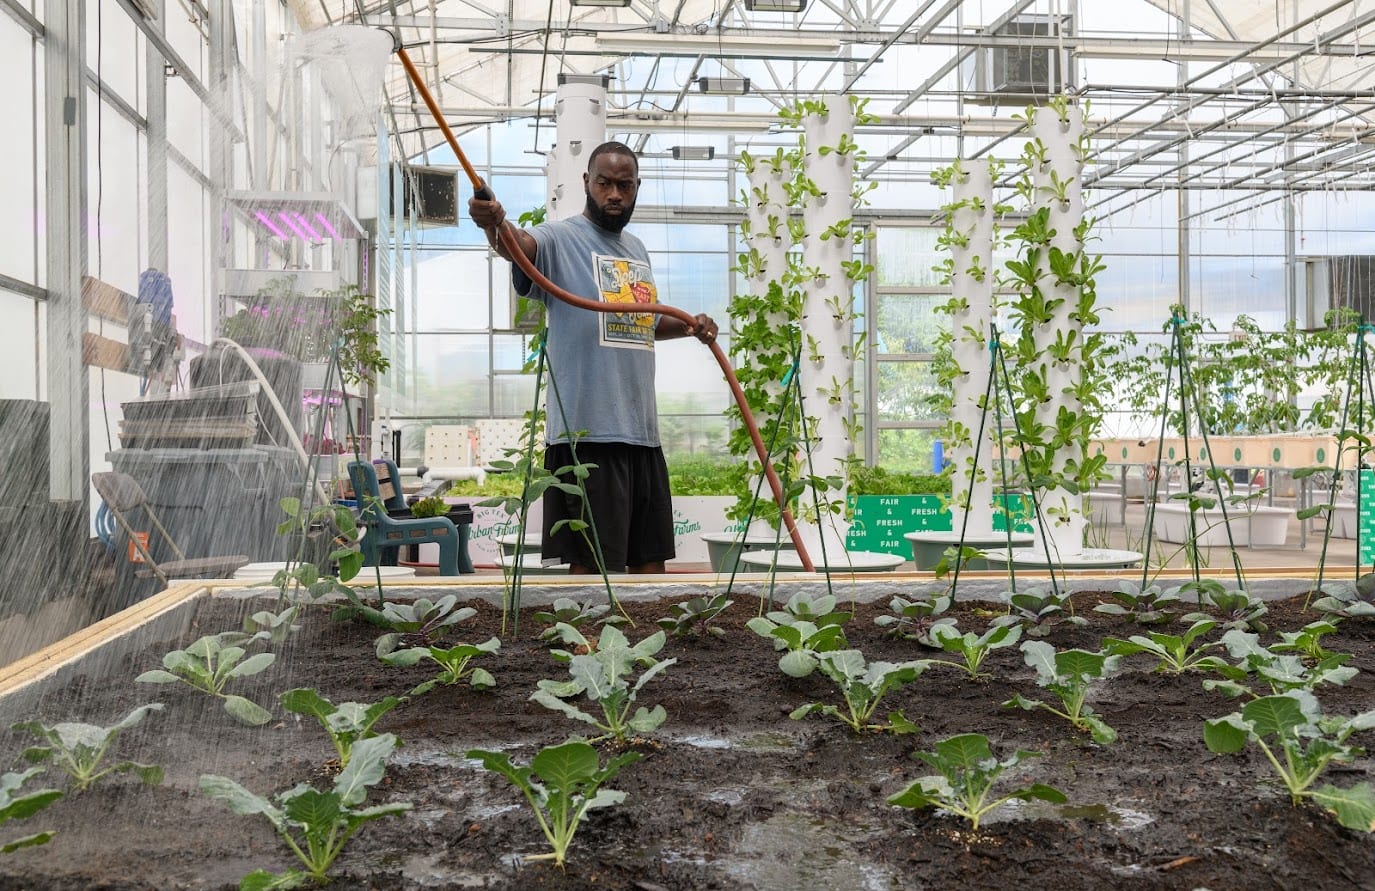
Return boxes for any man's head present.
[583,142,640,233]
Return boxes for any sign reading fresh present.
[847,495,1032,558]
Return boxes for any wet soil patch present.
[1,587,1374,890]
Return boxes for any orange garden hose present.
[394,46,814,570]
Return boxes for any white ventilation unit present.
[969,14,1075,102]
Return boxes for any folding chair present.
[347,459,470,575]
[92,471,251,588]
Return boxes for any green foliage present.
[1003,641,1120,744]
[1272,620,1341,663]
[1311,575,1375,619]
[1183,586,1268,633]
[1092,580,1180,625]
[657,593,734,638]
[380,637,501,696]
[665,455,749,496]
[1104,619,1227,674]
[242,606,301,646]
[531,625,676,744]
[747,592,852,678]
[1204,690,1375,830]
[136,634,276,725]
[275,497,366,588]
[338,594,477,658]
[1203,629,1357,700]
[848,464,949,495]
[998,586,1085,637]
[466,740,642,868]
[200,734,411,887]
[889,733,1066,830]
[442,474,530,498]
[408,495,448,519]
[532,597,627,642]
[12,704,164,793]
[873,593,953,646]
[0,769,61,853]
[928,621,1022,680]
[279,689,403,769]
[789,650,928,734]
[331,283,393,386]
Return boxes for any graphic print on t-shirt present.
[594,254,657,350]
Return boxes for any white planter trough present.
[1151,502,1292,547]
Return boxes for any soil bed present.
[2,587,1374,890]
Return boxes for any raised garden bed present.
[1,585,1373,890]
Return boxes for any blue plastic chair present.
[348,459,468,576]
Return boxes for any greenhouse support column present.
[949,160,995,536]
[801,95,856,545]
[1031,104,1086,558]
[44,0,87,503]
[546,80,607,222]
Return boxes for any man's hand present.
[687,313,720,344]
[467,185,505,230]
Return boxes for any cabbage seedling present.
[12,703,164,792]
[1003,641,1120,744]
[1103,618,1227,674]
[889,733,1066,830]
[873,593,953,646]
[531,625,676,744]
[200,734,411,887]
[351,595,478,657]
[928,621,1021,680]
[467,740,642,868]
[657,592,733,638]
[1092,580,1180,625]
[1204,690,1375,832]
[747,600,850,678]
[999,586,1085,637]
[0,769,61,853]
[533,597,625,642]
[135,632,276,725]
[790,650,928,734]
[1272,620,1341,663]
[279,689,403,769]
[1311,576,1375,619]
[381,637,501,696]
[1204,629,1357,700]
[1183,586,1267,633]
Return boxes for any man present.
[468,141,719,574]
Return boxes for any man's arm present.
[656,313,720,344]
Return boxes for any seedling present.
[1204,629,1357,699]
[1003,641,1120,744]
[531,625,676,744]
[242,605,301,645]
[1183,586,1268,633]
[928,621,1022,680]
[12,703,164,793]
[789,650,928,734]
[380,637,501,696]
[1093,580,1181,625]
[135,633,276,725]
[998,586,1085,637]
[889,733,1066,830]
[1311,575,1375,619]
[747,604,849,679]
[1103,618,1227,675]
[874,593,953,646]
[279,689,403,769]
[344,595,477,657]
[0,769,61,853]
[657,592,733,638]
[1272,620,1341,663]
[467,740,642,868]
[1204,690,1375,831]
[532,597,626,642]
[200,734,411,887]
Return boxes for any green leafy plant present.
[747,592,851,678]
[241,605,301,646]
[1103,618,1227,675]
[1003,641,1120,744]
[331,283,393,387]
[873,593,953,646]
[657,592,733,638]
[279,689,403,769]
[1272,620,1341,663]
[1092,580,1181,625]
[380,637,501,696]
[1183,586,1268,633]
[200,734,411,888]
[407,495,448,519]
[12,704,164,793]
[340,595,478,658]
[466,740,642,868]
[789,650,927,734]
[135,634,275,725]
[889,733,1066,830]
[1204,629,1357,699]
[531,625,675,744]
[0,769,62,853]
[273,497,365,592]
[532,597,627,641]
[928,621,1022,680]
[1311,575,1375,619]
[998,586,1085,637]
[1204,691,1375,832]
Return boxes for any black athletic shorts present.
[542,441,676,572]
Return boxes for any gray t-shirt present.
[513,214,660,447]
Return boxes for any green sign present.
[1361,470,1375,565]
[847,495,1033,558]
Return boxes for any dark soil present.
[2,587,1375,891]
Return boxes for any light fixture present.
[744,0,808,10]
[557,72,612,87]
[569,0,631,6]
[697,76,750,95]
[595,32,839,59]
[671,146,715,161]
[608,113,773,133]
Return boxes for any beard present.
[585,192,635,233]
